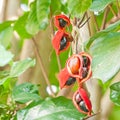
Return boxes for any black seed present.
[82,67,88,78]
[83,56,88,67]
[59,36,67,50]
[75,93,82,103]
[79,101,89,112]
[58,18,67,28]
[65,77,76,86]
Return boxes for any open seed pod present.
[66,54,83,79]
[58,68,76,89]
[52,30,71,54]
[73,87,92,116]
[54,14,71,30]
[78,52,92,84]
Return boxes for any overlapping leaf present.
[12,82,40,103]
[110,82,120,106]
[15,97,85,120]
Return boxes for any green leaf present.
[12,82,41,104]
[105,20,120,32]
[0,27,13,48]
[110,82,120,106]
[0,21,14,32]
[86,32,120,82]
[50,0,62,14]
[16,97,86,120]
[10,58,35,77]
[14,12,32,39]
[0,45,14,66]
[0,77,11,86]
[26,1,39,35]
[36,0,51,30]
[90,0,115,12]
[68,0,92,17]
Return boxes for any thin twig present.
[50,7,62,72]
[86,12,91,36]
[32,37,55,97]
[78,12,87,28]
[82,112,100,120]
[108,4,117,17]
[92,13,99,31]
[78,17,90,29]
[56,54,62,71]
[100,7,110,30]
[116,0,120,15]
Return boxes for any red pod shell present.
[73,88,92,115]
[54,14,71,30]
[78,52,92,84]
[58,68,76,89]
[66,54,83,79]
[52,30,70,54]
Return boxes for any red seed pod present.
[52,30,70,54]
[66,54,83,79]
[73,88,92,115]
[54,14,71,30]
[58,68,76,89]
[78,52,92,84]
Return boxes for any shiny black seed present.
[79,101,89,112]
[75,93,82,103]
[59,36,67,50]
[65,77,76,86]
[83,56,88,67]
[82,67,88,78]
[58,18,67,28]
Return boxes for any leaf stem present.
[50,7,62,72]
[86,12,91,36]
[32,37,55,97]
[108,4,117,17]
[100,7,110,30]
[116,0,120,15]
[92,13,99,31]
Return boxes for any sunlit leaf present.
[10,58,35,77]
[90,0,115,12]
[36,0,51,30]
[50,0,62,14]
[14,12,32,39]
[110,82,120,106]
[26,1,39,35]
[0,27,13,48]
[86,32,120,82]
[68,0,92,17]
[16,97,86,120]
[12,82,41,104]
[0,45,14,66]
[0,21,14,32]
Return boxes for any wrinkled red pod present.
[66,54,83,79]
[73,87,92,115]
[52,30,70,54]
[78,52,92,84]
[58,68,76,89]
[54,14,71,30]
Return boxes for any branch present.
[32,37,55,97]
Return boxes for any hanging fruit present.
[58,68,76,89]
[73,87,92,116]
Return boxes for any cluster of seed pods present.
[52,14,92,116]
[52,14,73,54]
